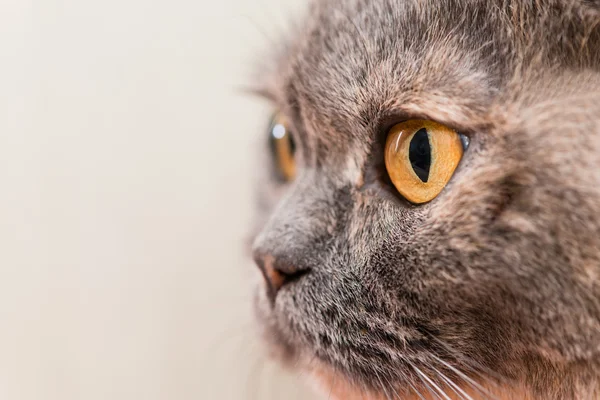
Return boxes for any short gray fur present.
[249,1,600,398]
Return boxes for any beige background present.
[0,0,319,399]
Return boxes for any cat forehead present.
[268,0,509,145]
[260,0,598,159]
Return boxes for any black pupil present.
[409,128,431,183]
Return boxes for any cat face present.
[250,0,600,398]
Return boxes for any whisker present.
[428,336,506,387]
[406,378,428,400]
[236,13,279,48]
[388,380,402,399]
[432,355,499,400]
[205,319,256,359]
[255,0,293,43]
[328,371,338,400]
[374,364,402,400]
[294,352,318,385]
[431,365,474,400]
[375,372,394,400]
[350,375,371,400]
[412,364,450,400]
[428,336,502,379]
[414,372,442,400]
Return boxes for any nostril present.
[276,266,310,288]
[253,253,311,303]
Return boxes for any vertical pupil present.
[409,128,431,182]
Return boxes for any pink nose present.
[253,253,310,303]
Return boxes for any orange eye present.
[384,120,465,204]
[269,114,296,181]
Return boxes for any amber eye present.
[384,120,465,204]
[269,114,296,181]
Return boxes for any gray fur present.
[250,0,600,398]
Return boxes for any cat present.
[248,0,600,398]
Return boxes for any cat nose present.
[253,253,310,303]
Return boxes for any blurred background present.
[0,0,317,399]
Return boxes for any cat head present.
[249,0,600,398]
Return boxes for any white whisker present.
[409,361,441,400]
[295,353,317,382]
[406,378,428,400]
[375,372,394,400]
[412,364,452,400]
[432,355,499,400]
[328,370,338,400]
[431,364,474,400]
[429,336,505,386]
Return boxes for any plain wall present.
[0,0,317,399]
